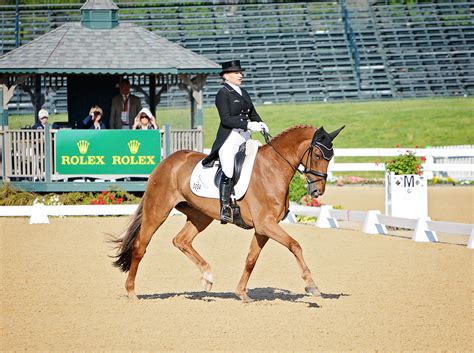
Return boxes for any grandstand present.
[0,0,472,113]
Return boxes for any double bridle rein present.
[262,131,329,184]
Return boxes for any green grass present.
[8,97,474,150]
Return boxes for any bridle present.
[263,131,330,185]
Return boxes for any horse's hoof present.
[201,271,213,291]
[127,292,139,300]
[201,278,213,291]
[236,292,253,303]
[305,286,321,297]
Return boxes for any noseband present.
[263,131,330,183]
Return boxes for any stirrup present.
[220,204,233,224]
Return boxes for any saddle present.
[190,139,261,230]
[214,142,246,188]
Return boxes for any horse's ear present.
[329,125,345,141]
[312,126,326,145]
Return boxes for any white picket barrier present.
[284,204,473,249]
[330,146,474,180]
[0,204,182,224]
[1,203,472,248]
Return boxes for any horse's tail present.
[110,199,144,272]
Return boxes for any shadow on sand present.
[138,287,350,308]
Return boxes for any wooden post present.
[149,74,156,117]
[34,75,42,125]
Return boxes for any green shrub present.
[289,174,307,202]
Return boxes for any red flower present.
[101,190,108,195]
[108,194,114,200]
[117,198,124,203]
[396,144,400,148]
[415,145,419,148]
[420,156,426,162]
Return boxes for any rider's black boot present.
[219,175,233,224]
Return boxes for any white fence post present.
[281,210,297,224]
[29,203,49,224]
[316,205,337,228]
[467,228,474,249]
[363,210,386,234]
[412,217,438,243]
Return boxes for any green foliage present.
[385,151,422,175]
[0,183,38,206]
[0,183,141,206]
[289,174,307,202]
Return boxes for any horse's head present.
[301,125,345,198]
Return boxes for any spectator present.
[132,108,158,130]
[82,105,106,130]
[33,109,49,129]
[109,79,142,129]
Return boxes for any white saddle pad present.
[190,139,261,200]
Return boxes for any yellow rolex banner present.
[55,130,161,174]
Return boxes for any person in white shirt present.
[132,108,158,130]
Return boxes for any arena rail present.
[202,146,474,180]
[282,204,473,249]
[0,202,471,249]
[329,147,474,180]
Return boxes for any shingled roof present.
[0,4,220,75]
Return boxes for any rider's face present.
[224,71,243,86]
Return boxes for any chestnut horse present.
[112,125,344,302]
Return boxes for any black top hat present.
[219,60,245,76]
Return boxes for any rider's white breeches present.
[218,128,250,178]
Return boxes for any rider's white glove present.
[247,121,262,132]
[260,122,269,133]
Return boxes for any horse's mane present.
[272,124,315,141]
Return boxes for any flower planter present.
[385,172,427,219]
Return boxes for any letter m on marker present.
[404,175,414,187]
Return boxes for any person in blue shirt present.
[82,105,106,130]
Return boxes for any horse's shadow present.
[138,287,350,308]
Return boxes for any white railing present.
[0,202,471,249]
[283,204,473,249]
[330,146,474,180]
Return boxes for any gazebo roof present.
[0,19,220,75]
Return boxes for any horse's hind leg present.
[172,204,214,290]
[126,199,174,299]
[236,233,269,303]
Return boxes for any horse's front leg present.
[236,233,269,303]
[256,221,321,297]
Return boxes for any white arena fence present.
[202,146,474,180]
[0,203,472,249]
[328,146,474,180]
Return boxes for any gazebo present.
[0,0,220,129]
[0,0,221,192]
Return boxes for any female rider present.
[202,60,269,223]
